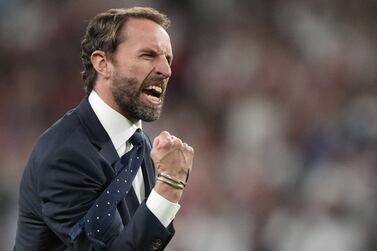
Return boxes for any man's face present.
[109,18,173,122]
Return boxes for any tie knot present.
[129,129,144,145]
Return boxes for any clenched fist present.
[151,131,194,202]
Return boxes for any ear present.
[90,50,111,79]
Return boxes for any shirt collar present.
[88,91,141,151]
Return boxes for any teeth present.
[145,86,162,94]
[146,94,160,102]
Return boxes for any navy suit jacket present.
[15,98,174,251]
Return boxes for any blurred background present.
[1,0,377,250]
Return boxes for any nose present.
[154,56,171,79]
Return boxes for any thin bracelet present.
[157,176,185,190]
[158,173,186,187]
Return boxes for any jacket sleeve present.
[37,146,174,251]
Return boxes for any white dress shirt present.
[88,91,180,227]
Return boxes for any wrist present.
[158,172,186,188]
[154,180,183,203]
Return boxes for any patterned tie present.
[68,129,145,250]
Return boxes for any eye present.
[140,50,157,60]
[143,53,153,57]
[141,53,152,60]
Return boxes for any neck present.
[91,88,140,124]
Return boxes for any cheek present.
[129,61,154,79]
[114,58,154,84]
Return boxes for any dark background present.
[1,0,377,250]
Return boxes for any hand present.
[151,131,194,202]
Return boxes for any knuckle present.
[189,147,194,154]
[161,131,170,137]
[174,138,183,145]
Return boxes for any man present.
[15,7,194,251]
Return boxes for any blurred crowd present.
[0,0,376,250]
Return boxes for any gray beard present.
[111,75,165,122]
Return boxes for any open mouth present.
[141,85,163,105]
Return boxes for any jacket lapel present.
[75,98,156,223]
[75,98,119,167]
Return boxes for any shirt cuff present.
[146,189,181,228]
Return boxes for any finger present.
[172,137,183,148]
[152,136,160,148]
[183,144,194,155]
[187,145,194,154]
[160,131,171,138]
[156,131,173,148]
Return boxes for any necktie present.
[68,130,145,250]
